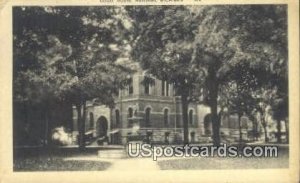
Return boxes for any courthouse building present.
[72,63,249,145]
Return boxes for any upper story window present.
[122,77,134,96]
[128,77,133,95]
[144,78,150,95]
[143,75,155,95]
[174,87,179,96]
[161,80,169,96]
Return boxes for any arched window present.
[164,108,169,126]
[145,107,151,127]
[89,112,94,129]
[204,114,212,135]
[189,110,194,125]
[115,109,120,127]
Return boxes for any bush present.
[51,126,72,146]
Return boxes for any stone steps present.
[98,149,128,159]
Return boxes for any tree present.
[13,7,133,149]
[127,6,204,144]
[191,5,287,145]
[219,65,260,143]
[272,96,288,143]
[256,87,288,143]
[128,5,288,145]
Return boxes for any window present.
[204,114,212,135]
[165,132,170,144]
[145,83,150,95]
[115,109,120,127]
[161,80,169,96]
[128,108,133,118]
[145,107,151,127]
[144,78,150,95]
[128,77,133,95]
[190,132,195,143]
[162,81,165,96]
[166,82,169,96]
[164,108,169,126]
[128,107,133,127]
[89,112,94,129]
[189,110,194,125]
[174,87,179,96]
[143,75,155,95]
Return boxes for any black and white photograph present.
[0,1,298,182]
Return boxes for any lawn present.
[13,147,111,171]
[157,156,288,170]
[157,146,289,170]
[13,145,289,171]
[14,157,111,171]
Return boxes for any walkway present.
[64,156,159,171]
[107,157,159,171]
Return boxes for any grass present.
[13,147,111,171]
[158,156,288,170]
[157,146,289,170]
[14,157,111,171]
[14,145,289,171]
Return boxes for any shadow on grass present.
[157,156,289,170]
[13,147,111,171]
[157,146,289,170]
[14,157,111,171]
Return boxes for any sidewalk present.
[107,157,159,171]
[64,154,160,171]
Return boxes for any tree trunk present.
[181,93,189,145]
[261,117,268,142]
[42,100,51,147]
[253,120,258,141]
[76,103,86,151]
[209,81,220,146]
[44,109,49,146]
[76,105,82,148]
[82,101,87,145]
[238,114,242,143]
[210,99,220,146]
[206,64,221,146]
[276,120,282,143]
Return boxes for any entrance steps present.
[98,149,127,159]
[98,141,142,159]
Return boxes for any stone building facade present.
[71,63,205,144]
[72,63,253,145]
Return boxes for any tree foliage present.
[128,5,288,145]
[127,6,205,144]
[13,5,288,147]
[13,7,133,148]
